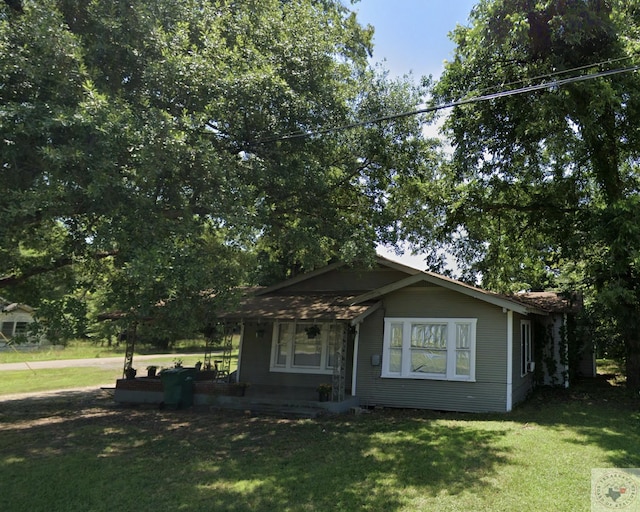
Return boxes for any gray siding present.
[511,313,535,406]
[239,321,352,399]
[355,287,510,413]
[284,267,412,293]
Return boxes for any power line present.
[476,54,636,97]
[256,64,640,144]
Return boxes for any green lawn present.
[0,341,122,363]
[0,338,238,396]
[0,373,638,512]
[0,367,121,395]
[0,338,216,364]
[0,354,238,396]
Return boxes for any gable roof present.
[218,255,581,323]
[254,256,421,296]
[0,297,34,315]
[350,272,546,316]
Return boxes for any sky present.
[353,0,478,80]
[350,0,479,269]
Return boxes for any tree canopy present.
[0,0,438,341]
[429,0,640,387]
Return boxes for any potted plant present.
[317,383,332,402]
[146,365,157,377]
[194,361,202,371]
[305,325,321,338]
[125,366,137,380]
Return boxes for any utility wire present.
[256,64,640,144]
[476,54,636,96]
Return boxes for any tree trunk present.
[626,338,640,391]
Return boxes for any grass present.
[0,338,218,364]
[0,341,120,363]
[0,353,239,396]
[0,344,238,396]
[0,371,638,511]
[0,367,121,395]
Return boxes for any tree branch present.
[0,250,118,289]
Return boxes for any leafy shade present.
[431,0,640,387]
[0,1,438,341]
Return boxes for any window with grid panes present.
[382,318,477,381]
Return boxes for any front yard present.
[0,374,638,512]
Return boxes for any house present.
[218,256,587,413]
[0,297,39,343]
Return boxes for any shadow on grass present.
[191,413,510,511]
[1,377,637,512]
[0,391,510,512]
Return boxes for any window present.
[382,318,477,381]
[270,322,342,374]
[521,320,532,376]
[1,322,14,339]
[14,322,28,336]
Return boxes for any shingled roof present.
[215,256,581,323]
[217,293,381,324]
[510,291,582,314]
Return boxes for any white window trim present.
[269,321,337,375]
[521,320,532,377]
[382,317,477,382]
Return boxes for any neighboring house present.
[0,298,38,343]
[218,256,588,413]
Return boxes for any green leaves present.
[1,0,435,342]
[433,0,640,385]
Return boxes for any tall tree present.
[431,0,640,387]
[0,1,436,339]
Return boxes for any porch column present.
[122,321,137,378]
[331,323,348,401]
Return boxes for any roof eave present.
[350,301,382,326]
[254,254,422,297]
[352,273,546,316]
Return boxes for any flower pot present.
[318,391,330,402]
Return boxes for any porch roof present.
[217,293,380,323]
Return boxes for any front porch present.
[114,377,359,417]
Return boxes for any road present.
[0,353,205,372]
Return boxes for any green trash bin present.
[160,368,196,409]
